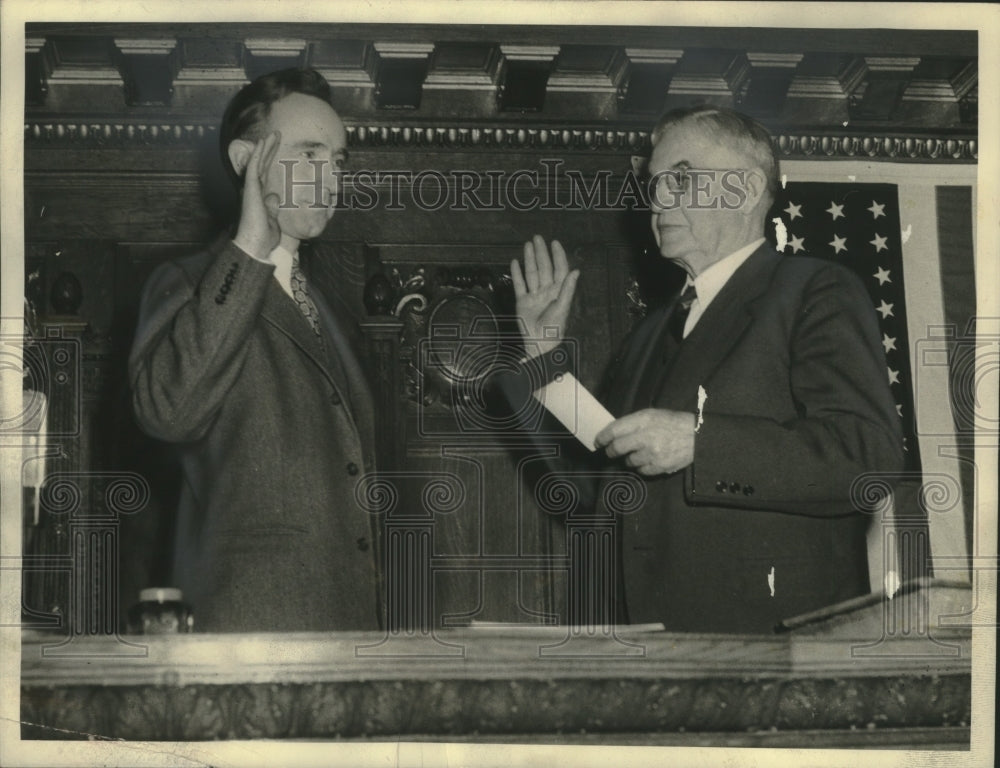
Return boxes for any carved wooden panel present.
[22,672,972,740]
[356,240,631,628]
[20,631,972,742]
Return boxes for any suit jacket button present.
[715,481,727,492]
[743,484,754,496]
[729,482,741,494]
[330,392,341,405]
[346,462,359,476]
[356,537,369,552]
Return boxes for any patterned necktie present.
[668,283,698,342]
[289,256,323,339]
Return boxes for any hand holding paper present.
[533,372,614,451]
[595,408,696,475]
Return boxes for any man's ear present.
[742,168,768,216]
[227,139,255,178]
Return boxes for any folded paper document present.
[533,372,615,451]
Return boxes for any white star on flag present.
[896,404,903,417]
[788,235,805,253]
[873,266,892,285]
[877,300,895,319]
[882,333,897,353]
[784,202,802,220]
[871,234,888,252]
[888,368,900,385]
[829,234,847,254]
[868,201,886,219]
[826,202,845,220]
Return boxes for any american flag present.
[769,183,921,472]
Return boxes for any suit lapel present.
[260,271,376,460]
[261,279,349,395]
[657,245,782,408]
[607,304,671,415]
[311,287,376,435]
[312,286,366,370]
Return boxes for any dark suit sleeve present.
[486,343,604,509]
[686,264,904,516]
[488,342,577,421]
[129,240,275,443]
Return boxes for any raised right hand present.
[510,235,580,359]
[232,131,282,260]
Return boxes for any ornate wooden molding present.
[243,37,307,57]
[24,122,215,144]
[23,30,978,126]
[22,672,971,741]
[624,48,683,66]
[499,44,560,63]
[547,48,627,95]
[668,53,748,101]
[20,629,971,741]
[424,44,502,91]
[773,133,977,161]
[346,124,648,151]
[311,40,377,88]
[373,41,435,59]
[113,38,177,55]
[23,120,978,161]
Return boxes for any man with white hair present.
[509,106,904,633]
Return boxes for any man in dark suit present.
[129,68,380,632]
[509,106,904,633]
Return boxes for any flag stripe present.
[898,184,969,578]
[936,185,976,567]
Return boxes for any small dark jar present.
[127,588,194,634]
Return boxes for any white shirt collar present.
[682,237,765,337]
[268,244,297,299]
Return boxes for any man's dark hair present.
[219,67,333,186]
[650,105,780,206]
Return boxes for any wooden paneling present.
[26,174,220,242]
[343,233,638,626]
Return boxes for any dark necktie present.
[668,283,697,343]
[289,256,323,339]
